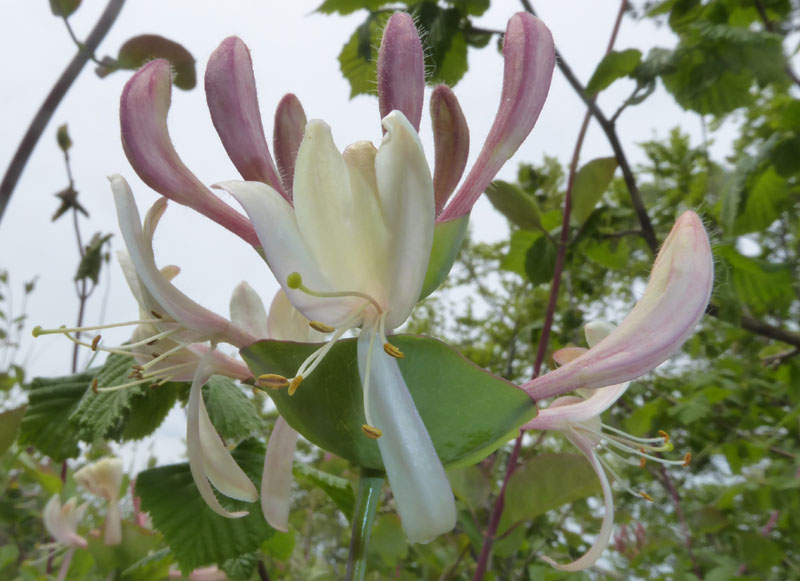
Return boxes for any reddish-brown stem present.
[472,4,628,578]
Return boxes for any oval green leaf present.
[241,335,536,471]
[419,214,469,300]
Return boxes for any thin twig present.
[0,0,126,223]
[655,465,702,579]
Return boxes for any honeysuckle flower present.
[74,457,123,545]
[523,211,714,400]
[43,494,88,549]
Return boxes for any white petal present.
[374,112,435,328]
[540,433,615,572]
[261,416,299,531]
[584,321,615,348]
[220,179,359,326]
[357,328,456,542]
[187,355,251,518]
[104,499,122,545]
[523,383,629,430]
[230,281,270,340]
[266,290,324,342]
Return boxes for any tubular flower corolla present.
[74,457,124,545]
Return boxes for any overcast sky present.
[0,0,735,466]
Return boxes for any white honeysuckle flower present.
[43,495,88,549]
[74,457,124,545]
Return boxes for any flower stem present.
[346,469,384,581]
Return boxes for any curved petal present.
[261,416,299,531]
[584,321,615,348]
[110,175,255,348]
[523,212,713,399]
[540,433,615,572]
[120,60,258,246]
[266,290,325,343]
[357,328,456,543]
[552,346,587,366]
[104,498,122,545]
[522,382,630,430]
[218,180,359,325]
[378,12,424,132]
[273,93,307,197]
[187,354,251,518]
[430,85,469,215]
[439,14,555,221]
[374,112,435,328]
[205,37,286,197]
[230,281,270,340]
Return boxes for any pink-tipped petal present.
[430,85,470,215]
[120,60,259,246]
[552,346,587,366]
[524,212,714,400]
[438,14,555,221]
[540,433,615,571]
[273,93,307,197]
[523,383,629,430]
[205,37,287,198]
[378,12,425,132]
[261,416,299,531]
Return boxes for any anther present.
[383,343,405,359]
[151,352,160,358]
[682,452,691,466]
[150,310,163,319]
[639,492,654,502]
[658,430,670,443]
[146,339,159,346]
[361,424,383,439]
[288,375,303,396]
[257,374,290,390]
[639,456,646,469]
[309,321,335,333]
[91,378,99,393]
[91,335,101,351]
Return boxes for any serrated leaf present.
[501,453,602,530]
[316,0,385,15]
[524,235,557,285]
[241,336,536,471]
[585,49,642,95]
[293,463,355,520]
[0,405,26,457]
[136,439,273,571]
[736,167,788,233]
[20,372,91,460]
[571,157,618,226]
[99,35,196,90]
[338,14,388,98]
[419,214,469,300]
[261,530,295,561]
[122,382,183,441]
[715,245,794,314]
[485,181,543,231]
[417,5,469,86]
[49,0,81,17]
[203,376,263,441]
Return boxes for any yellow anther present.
[682,452,692,467]
[309,321,335,333]
[146,338,159,346]
[91,378,99,393]
[257,374,290,390]
[639,492,654,502]
[287,272,303,289]
[361,424,383,439]
[32,326,42,338]
[150,310,163,319]
[639,456,647,469]
[288,375,303,396]
[658,430,670,443]
[91,335,101,351]
[383,343,405,359]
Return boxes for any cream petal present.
[266,290,325,342]
[261,416,299,531]
[357,328,456,543]
[374,112,435,328]
[219,179,360,326]
[104,498,122,545]
[230,282,270,340]
[584,321,615,348]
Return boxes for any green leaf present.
[338,14,388,98]
[121,382,182,441]
[0,545,19,572]
[241,336,536,471]
[419,214,469,300]
[261,530,295,561]
[715,245,794,314]
[293,463,356,519]
[75,233,112,284]
[738,532,785,570]
[485,181,543,231]
[500,230,540,277]
[501,453,601,528]
[0,405,26,457]
[136,439,273,571]
[524,235,557,285]
[203,376,263,441]
[736,167,789,233]
[447,465,489,510]
[316,0,385,15]
[570,157,618,226]
[86,521,162,576]
[450,0,490,16]
[120,548,172,581]
[49,0,81,17]
[416,5,469,86]
[99,35,196,90]
[583,237,630,270]
[369,514,408,566]
[20,372,91,460]
[585,49,642,95]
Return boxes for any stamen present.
[287,272,383,314]
[658,430,670,443]
[258,374,290,390]
[383,343,405,359]
[639,456,646,469]
[151,310,163,319]
[682,452,691,466]
[91,378,98,393]
[32,318,165,337]
[288,376,303,396]
[91,335,101,351]
[639,492,655,502]
[361,424,383,439]
[309,321,335,333]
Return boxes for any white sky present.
[0,0,736,466]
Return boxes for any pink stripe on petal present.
[438,13,555,221]
[378,12,425,132]
[206,37,287,198]
[523,212,713,399]
[273,93,307,198]
[430,85,469,215]
[120,60,259,246]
